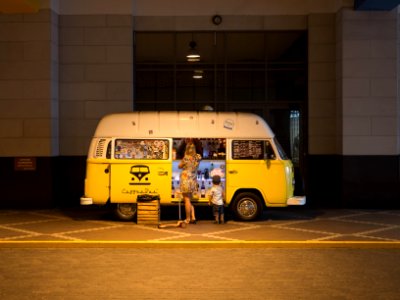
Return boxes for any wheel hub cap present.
[238,199,256,217]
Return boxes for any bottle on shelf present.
[208,179,213,189]
[200,180,206,198]
[204,168,209,180]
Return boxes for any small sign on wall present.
[14,157,37,171]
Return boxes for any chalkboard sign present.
[232,140,264,159]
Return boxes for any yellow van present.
[80,111,305,221]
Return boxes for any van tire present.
[114,203,137,221]
[231,192,263,221]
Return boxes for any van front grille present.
[95,139,106,158]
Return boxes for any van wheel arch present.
[113,203,137,221]
[230,190,265,221]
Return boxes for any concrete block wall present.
[308,13,338,155]
[338,9,399,155]
[0,10,59,156]
[59,14,133,155]
[135,15,307,31]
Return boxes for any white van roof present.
[94,111,275,139]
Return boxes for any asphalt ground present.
[1,247,399,299]
[0,206,399,247]
[1,207,399,299]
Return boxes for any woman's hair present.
[184,142,196,156]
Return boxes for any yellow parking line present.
[0,240,400,249]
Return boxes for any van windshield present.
[274,137,289,160]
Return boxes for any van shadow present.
[160,205,215,221]
[59,204,323,225]
[260,207,323,222]
[58,204,217,223]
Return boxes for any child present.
[208,175,225,224]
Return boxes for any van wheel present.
[114,203,137,221]
[232,192,263,221]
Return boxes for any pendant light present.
[186,41,200,62]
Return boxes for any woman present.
[178,141,201,224]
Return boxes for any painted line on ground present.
[0,240,399,249]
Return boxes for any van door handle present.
[158,171,168,176]
[229,170,238,174]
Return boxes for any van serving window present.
[232,140,265,160]
[114,139,169,160]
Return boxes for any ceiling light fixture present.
[186,41,200,62]
[193,69,203,79]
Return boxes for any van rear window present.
[114,139,169,160]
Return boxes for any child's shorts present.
[212,204,224,215]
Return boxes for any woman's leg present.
[190,204,196,222]
[182,193,196,223]
[183,194,192,222]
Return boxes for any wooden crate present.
[137,199,160,225]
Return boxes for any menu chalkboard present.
[232,140,264,159]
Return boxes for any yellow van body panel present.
[85,158,295,207]
[84,160,110,204]
[110,160,171,203]
[226,159,290,205]
[282,159,295,202]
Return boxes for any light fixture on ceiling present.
[186,41,200,62]
[193,69,203,79]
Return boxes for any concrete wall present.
[0,9,59,156]
[54,0,351,16]
[308,13,339,155]
[338,9,399,156]
[1,0,356,158]
[59,14,133,155]
[307,8,400,207]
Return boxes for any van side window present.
[266,141,276,160]
[232,140,265,160]
[173,138,205,159]
[173,138,225,160]
[106,141,112,159]
[114,139,169,160]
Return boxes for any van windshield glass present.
[274,137,289,160]
[114,139,169,159]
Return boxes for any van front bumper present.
[287,196,306,205]
[80,197,93,205]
